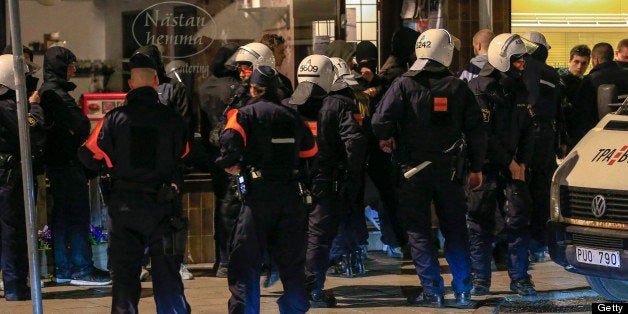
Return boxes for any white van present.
[548,100,628,301]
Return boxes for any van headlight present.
[550,152,579,221]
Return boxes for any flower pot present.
[92,244,108,271]
[38,249,51,278]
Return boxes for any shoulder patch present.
[27,113,37,127]
[481,108,491,123]
[526,104,535,118]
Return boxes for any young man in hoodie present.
[458,29,494,83]
[39,46,111,286]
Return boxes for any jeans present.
[48,164,93,278]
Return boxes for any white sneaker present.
[180,264,193,280]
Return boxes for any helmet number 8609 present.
[300,64,319,72]
[416,41,432,48]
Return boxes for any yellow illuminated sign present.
[512,0,628,14]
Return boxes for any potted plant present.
[89,224,108,271]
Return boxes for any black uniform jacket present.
[0,90,45,156]
[297,90,366,182]
[216,97,317,173]
[467,65,535,168]
[372,66,487,172]
[78,86,189,187]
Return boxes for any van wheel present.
[586,276,628,301]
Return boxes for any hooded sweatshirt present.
[457,54,488,83]
[39,46,90,167]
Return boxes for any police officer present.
[290,55,366,307]
[372,29,486,308]
[521,31,564,262]
[217,65,317,314]
[131,45,194,281]
[225,42,276,110]
[78,52,191,313]
[221,42,282,286]
[0,54,45,301]
[39,46,111,286]
[466,33,536,296]
[326,57,368,278]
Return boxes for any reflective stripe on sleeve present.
[224,110,247,146]
[271,138,296,144]
[299,141,318,158]
[84,119,113,168]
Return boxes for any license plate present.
[576,246,621,268]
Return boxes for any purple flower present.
[37,225,52,250]
[89,224,107,245]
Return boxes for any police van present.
[548,93,628,301]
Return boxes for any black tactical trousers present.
[467,168,532,281]
[228,180,309,314]
[108,190,190,314]
[0,166,29,299]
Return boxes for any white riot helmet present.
[289,54,334,105]
[487,33,528,73]
[0,54,37,95]
[410,29,455,71]
[165,60,187,83]
[329,57,358,91]
[227,42,275,69]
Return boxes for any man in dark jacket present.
[373,29,486,308]
[558,44,590,151]
[293,55,366,308]
[198,42,241,277]
[354,41,405,258]
[0,54,45,301]
[571,42,628,143]
[467,33,536,297]
[39,46,111,286]
[380,27,420,81]
[521,31,565,262]
[78,52,191,313]
[218,65,316,314]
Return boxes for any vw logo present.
[591,195,607,218]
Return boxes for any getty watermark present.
[133,1,216,77]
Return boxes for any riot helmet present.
[226,42,275,70]
[0,54,38,95]
[410,28,459,71]
[329,57,358,91]
[487,33,528,73]
[289,54,334,105]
